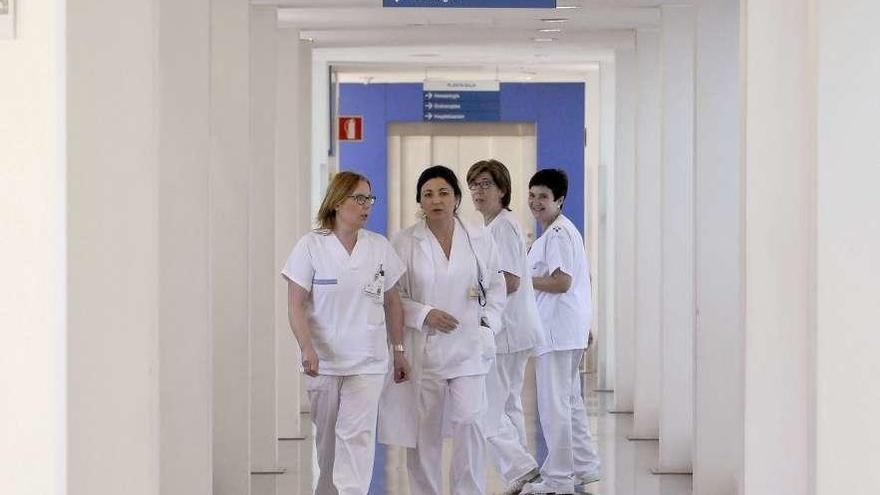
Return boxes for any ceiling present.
[254,0,687,81]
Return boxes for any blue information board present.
[384,0,556,8]
[422,84,501,122]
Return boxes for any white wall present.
[657,4,696,473]
[693,0,743,493]
[0,2,66,494]
[816,1,880,492]
[612,50,637,413]
[158,0,213,493]
[742,0,815,493]
[632,28,662,439]
[67,0,161,493]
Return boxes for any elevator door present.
[387,122,537,242]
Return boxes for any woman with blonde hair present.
[282,171,409,495]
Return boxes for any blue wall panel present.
[339,82,585,236]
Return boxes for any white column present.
[584,69,601,374]
[157,0,213,493]
[250,7,279,495]
[742,0,815,493]
[693,0,744,493]
[816,1,880,492]
[611,51,636,413]
[0,2,66,494]
[312,58,331,213]
[597,60,617,391]
[656,5,696,474]
[67,0,161,493]
[211,0,252,493]
[631,28,662,440]
[275,29,314,493]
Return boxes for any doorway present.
[386,122,537,240]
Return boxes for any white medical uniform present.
[527,214,601,493]
[377,219,506,495]
[282,229,405,495]
[484,210,543,485]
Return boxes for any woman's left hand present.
[393,353,411,383]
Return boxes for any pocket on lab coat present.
[479,325,496,360]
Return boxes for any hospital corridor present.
[2,1,879,495]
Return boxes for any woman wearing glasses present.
[378,165,506,495]
[466,159,543,495]
[282,171,410,495]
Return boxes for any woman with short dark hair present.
[521,168,602,495]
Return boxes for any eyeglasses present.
[348,194,377,206]
[468,180,495,191]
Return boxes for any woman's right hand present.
[301,345,319,376]
[425,309,459,333]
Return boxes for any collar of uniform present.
[412,217,487,243]
[544,213,568,235]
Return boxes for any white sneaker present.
[500,467,541,495]
[575,471,601,485]
[520,480,575,495]
[573,471,602,494]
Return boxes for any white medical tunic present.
[487,209,543,354]
[527,214,592,356]
[281,229,405,376]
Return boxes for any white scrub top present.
[527,214,592,356]
[487,209,543,354]
[281,229,405,376]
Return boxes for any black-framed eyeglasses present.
[348,194,377,206]
[468,180,495,191]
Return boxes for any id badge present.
[467,285,480,300]
[363,264,385,303]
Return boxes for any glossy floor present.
[286,361,692,495]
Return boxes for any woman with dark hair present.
[378,165,506,495]
[282,171,410,495]
[466,159,542,494]
[521,168,602,495]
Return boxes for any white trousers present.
[406,374,487,495]
[306,374,385,495]
[486,351,539,484]
[535,349,602,491]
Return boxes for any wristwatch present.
[392,343,405,353]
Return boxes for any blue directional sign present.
[422,81,501,122]
[384,0,556,8]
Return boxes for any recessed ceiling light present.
[301,37,315,43]
[540,18,568,23]
[538,28,562,33]
[532,37,556,42]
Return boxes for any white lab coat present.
[377,218,506,448]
